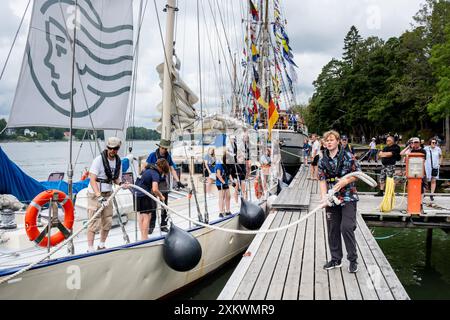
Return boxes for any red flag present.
[250,1,259,21]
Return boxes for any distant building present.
[24,129,37,137]
[5,128,15,136]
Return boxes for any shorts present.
[217,184,229,190]
[311,155,320,166]
[87,192,113,233]
[236,164,247,180]
[380,165,395,184]
[136,195,156,214]
[227,164,237,179]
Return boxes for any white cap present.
[106,136,121,148]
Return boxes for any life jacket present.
[322,147,347,184]
[97,150,121,184]
[155,148,170,161]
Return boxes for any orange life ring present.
[25,190,75,248]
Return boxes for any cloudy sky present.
[0,0,424,129]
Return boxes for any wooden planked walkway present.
[271,168,316,210]
[218,167,409,300]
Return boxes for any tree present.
[413,0,450,50]
[428,22,450,150]
[342,26,363,66]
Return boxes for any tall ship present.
[0,0,298,299]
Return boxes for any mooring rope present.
[0,171,377,285]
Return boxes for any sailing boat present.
[0,0,268,299]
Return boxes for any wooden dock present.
[218,168,410,300]
[271,168,317,210]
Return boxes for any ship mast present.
[161,0,177,141]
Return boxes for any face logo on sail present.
[26,0,133,118]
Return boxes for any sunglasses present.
[107,146,120,151]
[431,141,437,144]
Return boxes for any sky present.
[0,0,425,129]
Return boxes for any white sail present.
[7,0,134,130]
[154,62,198,132]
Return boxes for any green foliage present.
[304,1,450,139]
[428,25,450,120]
[126,127,160,140]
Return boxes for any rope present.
[380,177,395,212]
[0,0,32,81]
[280,148,303,159]
[373,232,401,240]
[0,171,376,284]
[0,187,122,285]
[130,184,324,235]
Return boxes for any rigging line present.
[128,0,147,150]
[153,0,205,223]
[174,0,179,44]
[269,35,292,109]
[200,0,225,102]
[180,0,187,79]
[206,0,233,85]
[230,0,238,59]
[197,0,208,222]
[0,0,32,82]
[73,129,88,170]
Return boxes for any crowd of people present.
[85,131,445,273]
[302,133,444,201]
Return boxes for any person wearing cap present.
[145,139,185,233]
[400,137,427,195]
[368,138,378,163]
[87,136,125,252]
[400,137,427,157]
[340,135,355,154]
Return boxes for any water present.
[2,142,450,299]
[1,140,157,181]
[373,227,450,299]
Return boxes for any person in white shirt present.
[87,137,125,252]
[424,138,443,201]
[309,134,321,180]
[368,138,378,162]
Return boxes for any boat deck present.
[218,168,410,300]
[0,182,261,273]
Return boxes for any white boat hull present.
[0,215,253,299]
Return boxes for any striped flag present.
[250,0,259,21]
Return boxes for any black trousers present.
[149,191,169,228]
[325,201,358,263]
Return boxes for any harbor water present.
[2,141,450,299]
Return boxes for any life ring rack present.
[25,190,74,248]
